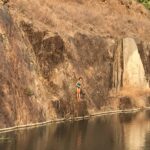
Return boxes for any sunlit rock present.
[123,38,149,88]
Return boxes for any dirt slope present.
[10,0,150,41]
[0,0,150,128]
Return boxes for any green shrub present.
[138,0,150,10]
[24,87,34,97]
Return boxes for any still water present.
[1,110,150,150]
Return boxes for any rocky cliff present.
[0,0,150,128]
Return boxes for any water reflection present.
[1,111,150,150]
[122,111,150,150]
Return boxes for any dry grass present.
[118,86,150,107]
[9,0,150,41]
[108,86,150,109]
[119,86,150,98]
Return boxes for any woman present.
[76,77,82,101]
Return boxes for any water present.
[1,110,150,150]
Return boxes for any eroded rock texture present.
[0,6,57,128]
[123,38,149,88]
[137,41,150,87]
[112,38,149,91]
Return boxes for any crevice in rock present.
[137,41,150,87]
[112,39,124,92]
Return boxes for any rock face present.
[137,41,150,87]
[123,38,149,88]
[112,38,149,91]
[0,0,150,128]
[112,40,123,91]
[0,6,57,128]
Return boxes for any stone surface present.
[137,41,150,87]
[112,40,123,91]
[119,96,133,109]
[123,38,149,88]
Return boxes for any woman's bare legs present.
[78,92,80,101]
[77,88,81,102]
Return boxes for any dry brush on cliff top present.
[138,0,150,10]
[10,0,150,41]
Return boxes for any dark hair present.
[79,77,82,80]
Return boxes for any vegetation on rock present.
[24,87,34,97]
[138,0,150,9]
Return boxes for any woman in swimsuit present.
[76,77,82,101]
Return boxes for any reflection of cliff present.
[0,116,125,150]
[1,111,150,150]
[119,112,150,150]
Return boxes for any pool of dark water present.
[1,110,150,150]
